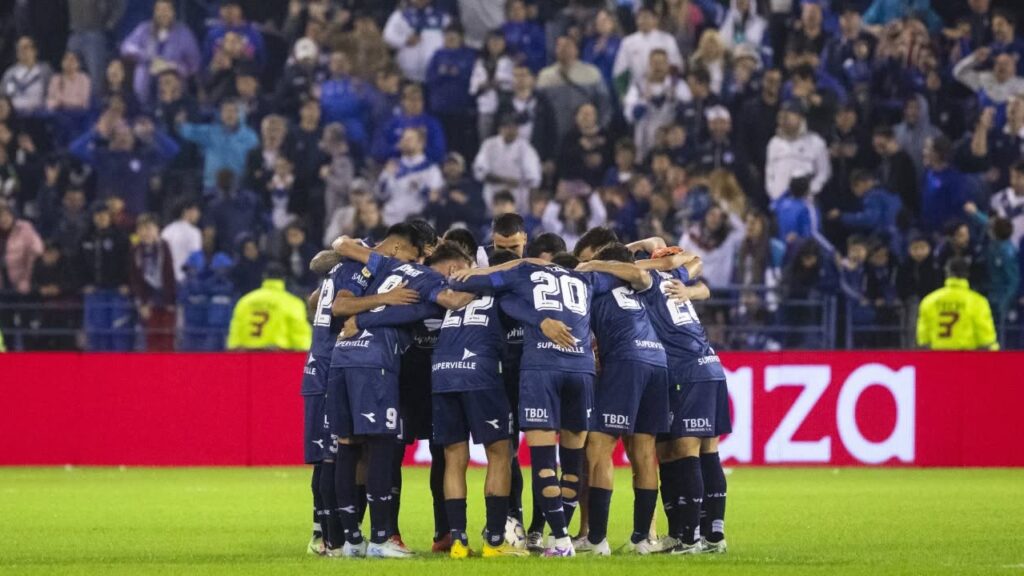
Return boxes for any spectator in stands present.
[0,147,20,209]
[243,114,288,195]
[897,232,943,304]
[474,114,541,213]
[785,1,827,72]
[80,202,132,351]
[839,234,873,334]
[377,127,443,225]
[623,49,690,160]
[558,103,612,190]
[920,136,970,235]
[538,36,611,149]
[917,257,999,350]
[28,241,79,350]
[371,83,447,164]
[426,24,478,160]
[697,106,749,189]
[231,235,265,297]
[0,201,43,301]
[679,202,745,289]
[318,51,369,156]
[120,0,201,106]
[331,14,391,83]
[46,51,91,113]
[954,48,1024,110]
[383,0,450,83]
[52,188,89,258]
[614,7,683,92]
[863,0,940,31]
[352,198,389,242]
[782,239,838,347]
[179,99,259,192]
[987,160,1024,247]
[935,220,985,289]
[496,64,558,170]
[161,200,202,284]
[428,152,486,235]
[894,96,940,179]
[70,115,181,216]
[273,38,325,119]
[985,216,1020,325]
[181,225,234,351]
[2,37,52,115]
[690,30,728,95]
[676,67,719,144]
[737,67,781,203]
[872,125,920,219]
[130,214,176,351]
[205,168,263,254]
[766,101,831,201]
[720,0,767,50]
[319,123,356,238]
[66,0,121,98]
[581,9,621,99]
[990,10,1024,69]
[773,173,815,246]
[541,187,607,251]
[827,170,902,253]
[264,155,309,234]
[99,57,139,115]
[470,30,515,142]
[291,100,326,190]
[275,219,318,295]
[502,0,546,74]
[202,0,265,71]
[226,262,311,351]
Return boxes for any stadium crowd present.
[0,0,1022,351]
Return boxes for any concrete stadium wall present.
[1,352,1022,467]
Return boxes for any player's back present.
[501,262,595,374]
[918,279,997,350]
[590,274,667,368]
[310,259,373,360]
[228,279,310,350]
[641,269,723,381]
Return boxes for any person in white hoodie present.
[765,100,831,201]
[613,7,684,93]
[473,114,542,214]
[719,0,767,50]
[623,48,692,160]
[376,127,443,225]
[382,0,450,83]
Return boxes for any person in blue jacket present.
[202,0,265,70]
[319,51,370,155]
[827,169,903,253]
[178,99,260,191]
[371,83,447,164]
[426,24,478,160]
[773,173,815,246]
[502,0,546,73]
[921,135,971,236]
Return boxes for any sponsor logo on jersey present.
[462,348,477,360]
[536,342,586,354]
[698,354,721,365]
[634,339,665,350]
[336,330,374,348]
[432,360,477,371]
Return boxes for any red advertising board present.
[1,352,1022,467]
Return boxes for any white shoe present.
[670,540,703,555]
[575,537,611,556]
[326,540,367,558]
[526,531,544,553]
[623,537,660,555]
[367,540,415,559]
[655,535,680,553]
[542,536,576,557]
[700,537,727,554]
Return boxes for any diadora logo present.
[523,408,548,422]
[361,413,377,423]
[358,330,373,339]
[485,419,500,430]
[462,348,477,361]
[312,439,324,449]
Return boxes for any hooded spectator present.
[120,0,201,106]
[765,100,831,201]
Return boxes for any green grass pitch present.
[1,467,1023,575]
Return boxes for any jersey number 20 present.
[531,271,588,315]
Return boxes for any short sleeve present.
[672,266,691,284]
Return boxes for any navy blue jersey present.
[640,268,724,382]
[432,294,506,393]
[498,301,524,367]
[590,274,667,368]
[310,259,374,360]
[331,253,446,372]
[452,262,613,374]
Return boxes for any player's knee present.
[561,487,577,500]
[563,473,578,484]
[538,467,557,479]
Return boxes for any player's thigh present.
[348,368,401,436]
[518,369,561,431]
[432,391,471,446]
[302,393,331,464]
[464,388,514,447]
[559,372,594,433]
[633,365,670,436]
[594,361,644,436]
[327,366,354,440]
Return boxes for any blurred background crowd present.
[0,0,1022,351]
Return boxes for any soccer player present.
[449,253,642,556]
[639,248,730,555]
[476,212,528,265]
[571,243,670,555]
[226,263,313,351]
[526,232,567,260]
[331,235,476,558]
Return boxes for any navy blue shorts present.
[432,388,513,446]
[303,394,333,463]
[665,378,731,439]
[594,361,669,436]
[518,369,594,432]
[328,366,402,438]
[399,366,433,444]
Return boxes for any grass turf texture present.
[1,467,1022,575]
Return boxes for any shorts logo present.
[485,419,500,430]
[680,417,711,431]
[312,439,324,449]
[462,348,477,360]
[361,412,377,423]
[523,408,548,422]
[602,413,630,429]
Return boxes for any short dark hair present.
[594,242,634,263]
[425,242,473,267]
[929,135,953,164]
[493,190,516,206]
[443,228,478,257]
[994,9,1016,28]
[573,226,620,257]
[847,234,868,248]
[687,66,711,85]
[264,262,286,279]
[551,252,580,269]
[385,222,425,255]
[526,232,567,258]
[789,175,812,198]
[850,169,875,186]
[946,257,970,279]
[993,217,1014,241]
[488,248,519,266]
[873,125,895,139]
[792,64,816,81]
[492,212,525,237]
[408,218,439,250]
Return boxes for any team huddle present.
[300,213,731,559]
